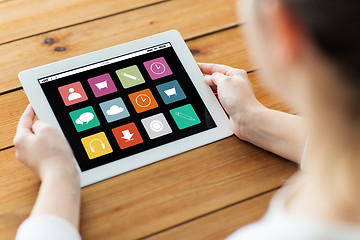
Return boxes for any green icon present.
[116,65,145,89]
[69,106,100,132]
[170,104,201,130]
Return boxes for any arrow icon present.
[121,130,134,141]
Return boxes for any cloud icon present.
[106,105,124,115]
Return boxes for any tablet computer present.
[19,30,233,187]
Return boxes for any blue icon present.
[99,97,130,123]
[156,80,186,105]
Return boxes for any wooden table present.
[0,0,297,239]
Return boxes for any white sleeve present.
[15,215,81,240]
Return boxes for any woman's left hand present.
[14,104,79,182]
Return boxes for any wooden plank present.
[188,27,254,71]
[0,71,292,150]
[0,0,239,94]
[146,191,275,240]
[0,0,164,44]
[0,147,39,240]
[0,138,296,240]
[0,89,28,149]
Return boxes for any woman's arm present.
[14,105,81,228]
[198,63,306,164]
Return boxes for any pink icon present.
[58,82,88,106]
[88,73,117,98]
[143,57,173,80]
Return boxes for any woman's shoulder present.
[226,179,360,240]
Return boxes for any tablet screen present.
[38,43,216,171]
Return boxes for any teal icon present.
[170,104,201,130]
[116,65,145,89]
[69,106,100,132]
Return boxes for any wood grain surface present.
[0,0,238,94]
[0,0,298,239]
[0,0,164,44]
[146,191,275,240]
[0,137,296,240]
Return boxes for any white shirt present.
[16,186,360,240]
[16,215,81,240]
[227,182,360,240]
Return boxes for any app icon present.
[170,104,201,130]
[88,73,117,97]
[81,132,113,159]
[128,89,158,113]
[141,113,172,139]
[69,106,100,132]
[116,65,145,89]
[143,57,173,80]
[156,80,186,105]
[58,81,88,106]
[99,97,130,123]
[112,122,143,149]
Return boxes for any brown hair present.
[282,0,360,87]
[282,0,360,117]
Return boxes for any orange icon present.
[128,89,158,113]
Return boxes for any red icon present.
[58,82,88,106]
[112,123,143,149]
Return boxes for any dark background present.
[39,44,216,171]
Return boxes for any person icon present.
[59,82,88,106]
[68,88,82,101]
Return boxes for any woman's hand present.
[199,63,306,163]
[198,63,265,141]
[14,105,81,228]
[14,105,79,182]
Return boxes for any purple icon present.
[88,73,117,97]
[143,57,173,80]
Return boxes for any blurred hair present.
[282,1,359,79]
[281,0,360,116]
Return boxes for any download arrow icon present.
[121,130,134,141]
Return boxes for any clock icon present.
[150,62,166,75]
[135,94,151,108]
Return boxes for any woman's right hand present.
[198,63,265,141]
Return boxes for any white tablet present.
[19,30,232,187]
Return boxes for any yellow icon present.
[81,132,113,159]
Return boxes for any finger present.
[204,75,216,87]
[16,104,34,135]
[32,120,52,134]
[198,63,248,78]
[211,72,229,86]
[203,75,219,93]
[198,63,234,75]
[14,105,34,146]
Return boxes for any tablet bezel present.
[19,30,233,187]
